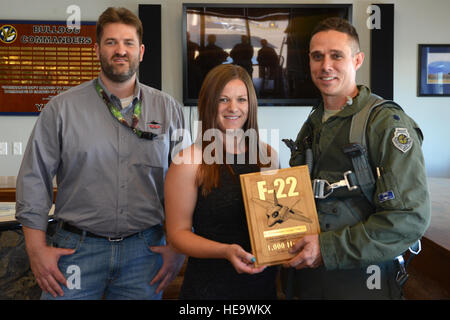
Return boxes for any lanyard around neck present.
[95,79,149,139]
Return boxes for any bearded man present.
[16,7,189,300]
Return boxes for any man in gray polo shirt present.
[15,7,190,299]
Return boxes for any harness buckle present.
[329,171,359,191]
[395,255,409,287]
[313,171,358,199]
[313,179,333,199]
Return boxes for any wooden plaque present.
[240,166,320,266]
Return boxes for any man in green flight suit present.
[281,17,430,299]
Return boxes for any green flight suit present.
[281,85,431,299]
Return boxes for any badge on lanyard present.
[95,80,157,140]
[392,128,412,153]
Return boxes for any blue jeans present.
[41,224,164,300]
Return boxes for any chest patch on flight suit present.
[378,190,395,202]
[392,128,412,153]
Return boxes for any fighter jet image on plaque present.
[240,166,320,266]
[252,193,313,227]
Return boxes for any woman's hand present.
[225,244,266,274]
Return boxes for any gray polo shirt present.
[15,78,190,237]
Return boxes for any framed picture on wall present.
[418,44,450,96]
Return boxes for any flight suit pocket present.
[317,198,365,231]
[374,170,405,210]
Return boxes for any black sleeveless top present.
[179,155,278,300]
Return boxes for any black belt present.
[59,221,135,242]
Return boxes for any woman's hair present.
[196,64,271,196]
[96,7,143,44]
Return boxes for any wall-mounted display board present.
[0,20,99,115]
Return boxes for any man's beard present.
[99,53,139,83]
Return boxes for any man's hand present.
[28,245,75,297]
[150,243,186,294]
[23,226,74,297]
[283,234,323,269]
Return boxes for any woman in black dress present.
[165,64,278,299]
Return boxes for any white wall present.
[1,0,449,177]
[392,0,450,177]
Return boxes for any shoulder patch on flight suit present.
[392,128,413,153]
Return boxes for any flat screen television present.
[182,3,352,106]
